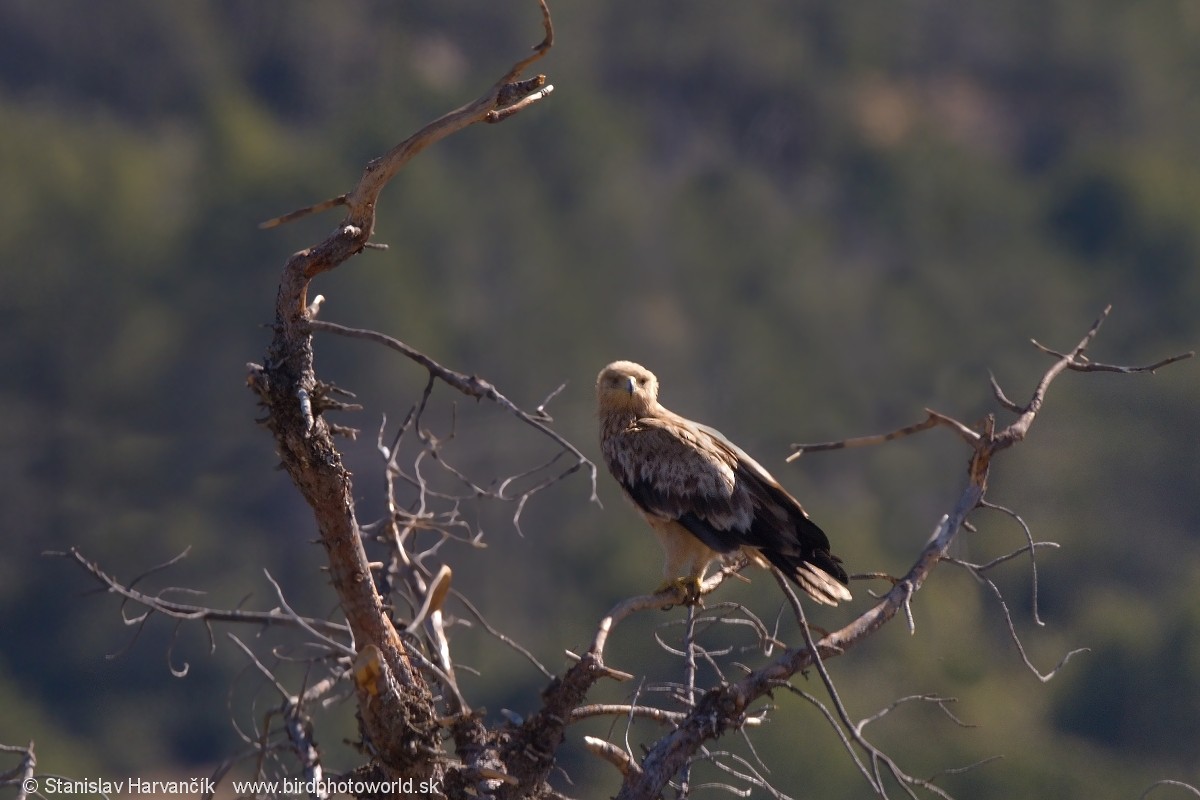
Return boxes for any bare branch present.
[988,371,1025,413]
[1030,340,1194,374]
[259,0,554,232]
[487,82,555,123]
[0,742,36,800]
[569,704,689,727]
[1140,780,1200,799]
[310,317,598,508]
[247,4,563,781]
[611,301,1194,797]
[779,569,961,799]
[942,558,1089,683]
[925,755,1004,783]
[695,748,791,799]
[991,304,1115,453]
[263,570,355,657]
[585,736,641,779]
[788,408,980,462]
[228,634,291,699]
[854,695,975,733]
[977,500,1049,625]
[452,590,554,680]
[590,569,738,658]
[51,548,350,639]
[788,413,939,461]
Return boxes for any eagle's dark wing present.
[603,413,751,556]
[603,412,850,604]
[692,421,850,593]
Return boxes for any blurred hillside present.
[1,1,1197,797]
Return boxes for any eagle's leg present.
[652,521,717,606]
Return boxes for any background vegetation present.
[1,1,1196,796]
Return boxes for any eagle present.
[596,360,851,606]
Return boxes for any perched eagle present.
[597,360,851,606]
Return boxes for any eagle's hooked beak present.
[624,376,637,395]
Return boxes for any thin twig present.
[788,408,980,462]
[309,318,597,508]
[1140,780,1200,799]
[976,500,1047,625]
[51,548,350,636]
[776,569,955,799]
[788,414,939,461]
[854,695,974,734]
[1030,340,1194,374]
[264,570,355,657]
[452,589,554,679]
[0,742,36,800]
[942,558,1089,683]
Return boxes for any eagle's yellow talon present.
[654,576,703,606]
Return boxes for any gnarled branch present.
[246,0,557,785]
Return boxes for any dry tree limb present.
[1029,339,1194,375]
[310,317,597,508]
[691,747,789,799]
[589,568,740,658]
[855,694,976,732]
[246,1,559,784]
[790,306,1193,464]
[584,736,642,779]
[777,568,960,799]
[225,634,328,797]
[788,408,983,461]
[569,704,690,727]
[258,0,554,233]
[788,413,940,460]
[976,500,1049,625]
[1139,780,1200,799]
[0,742,37,800]
[51,547,350,641]
[452,590,555,680]
[988,305,1190,455]
[607,308,1191,800]
[941,556,1089,683]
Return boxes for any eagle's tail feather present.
[762,550,853,606]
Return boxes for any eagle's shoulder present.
[626,413,738,471]
[601,409,739,510]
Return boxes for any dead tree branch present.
[0,742,36,800]
[243,1,562,787]
[258,1,554,233]
[51,547,350,642]
[601,308,1192,799]
[1140,780,1200,799]
[310,317,597,512]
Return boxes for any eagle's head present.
[596,360,659,415]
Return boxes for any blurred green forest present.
[1,0,1197,797]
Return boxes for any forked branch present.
[259,0,554,238]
